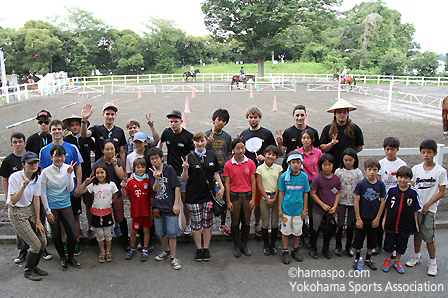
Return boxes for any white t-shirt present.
[379,157,407,193]
[126,151,144,174]
[86,182,119,211]
[7,170,41,207]
[412,162,448,213]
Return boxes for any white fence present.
[111,85,156,94]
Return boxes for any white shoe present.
[405,256,421,267]
[171,258,182,270]
[183,226,192,236]
[428,263,437,276]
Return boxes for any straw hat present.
[327,98,357,113]
[62,115,89,128]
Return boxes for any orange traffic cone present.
[181,113,187,129]
[249,85,254,98]
[191,88,196,99]
[138,89,142,99]
[184,96,191,113]
[272,96,278,112]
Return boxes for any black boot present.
[345,227,354,250]
[34,250,48,276]
[261,228,270,256]
[240,225,251,256]
[231,226,241,258]
[322,232,332,259]
[24,252,42,281]
[335,227,343,250]
[270,228,278,255]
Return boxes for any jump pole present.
[338,79,341,99]
[387,78,393,113]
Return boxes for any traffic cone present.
[249,85,254,98]
[181,113,187,129]
[184,96,191,113]
[191,88,196,99]
[272,96,278,112]
[138,89,142,99]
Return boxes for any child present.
[224,138,256,258]
[147,147,182,270]
[406,140,447,276]
[334,148,363,257]
[278,153,309,264]
[353,158,386,271]
[126,132,148,177]
[382,166,421,274]
[256,145,283,256]
[123,158,154,262]
[375,137,407,256]
[310,154,341,259]
[79,164,118,263]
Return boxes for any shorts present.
[177,176,187,193]
[154,212,181,238]
[353,218,378,250]
[94,226,112,242]
[186,201,213,231]
[281,215,303,237]
[70,195,82,216]
[91,213,114,228]
[131,216,152,231]
[418,212,436,243]
[383,232,410,255]
[82,192,94,208]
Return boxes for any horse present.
[442,96,448,138]
[183,69,200,82]
[231,75,255,89]
[333,74,356,90]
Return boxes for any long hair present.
[329,111,355,138]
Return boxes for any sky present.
[0,0,446,54]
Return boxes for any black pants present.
[50,207,76,260]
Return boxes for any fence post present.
[438,77,440,87]
[364,75,366,84]
[421,77,424,86]
[98,77,100,86]
[377,75,380,84]
[387,78,393,113]
[17,86,21,101]
[25,84,29,100]
[436,144,444,165]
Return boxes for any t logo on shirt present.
[135,189,142,197]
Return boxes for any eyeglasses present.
[38,121,49,125]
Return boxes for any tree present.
[112,30,144,74]
[408,51,439,76]
[379,49,406,75]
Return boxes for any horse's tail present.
[353,77,356,85]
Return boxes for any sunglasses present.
[38,121,49,125]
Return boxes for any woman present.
[319,98,364,168]
[8,152,51,281]
[181,132,224,262]
[92,139,130,252]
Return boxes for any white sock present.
[429,258,436,265]
[415,252,421,259]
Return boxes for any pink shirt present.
[298,147,322,181]
[223,156,256,192]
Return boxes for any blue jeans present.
[154,212,181,238]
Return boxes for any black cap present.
[166,110,182,119]
[36,110,52,119]
[21,152,39,163]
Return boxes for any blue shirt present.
[278,171,310,216]
[41,164,74,210]
[354,178,386,219]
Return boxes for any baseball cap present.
[166,109,182,119]
[36,110,52,119]
[21,152,39,163]
[102,102,118,113]
[133,132,148,142]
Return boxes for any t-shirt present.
[7,170,41,207]
[92,157,124,198]
[354,178,386,219]
[412,163,448,213]
[335,168,364,206]
[240,127,276,166]
[223,157,257,193]
[41,164,75,210]
[205,129,232,173]
[256,162,283,193]
[185,150,220,204]
[298,147,322,181]
[320,123,364,168]
[149,164,181,215]
[25,132,52,155]
[64,134,94,181]
[89,125,126,161]
[160,128,194,176]
[384,186,421,234]
[0,153,23,179]
[278,171,310,216]
[282,125,320,171]
[125,178,153,218]
[378,157,407,193]
[126,136,154,155]
[310,173,342,214]
[86,182,118,216]
[126,151,144,174]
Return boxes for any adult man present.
[25,110,52,155]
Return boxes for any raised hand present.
[81,104,92,120]
[208,130,215,143]
[111,154,118,167]
[84,173,95,185]
[330,133,339,146]
[146,113,154,128]
[67,161,76,174]
[120,179,128,189]
[22,174,30,188]
[181,156,189,170]
[275,130,283,145]
[149,166,161,179]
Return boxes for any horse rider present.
[341,66,348,81]
[190,65,195,76]
[240,67,246,82]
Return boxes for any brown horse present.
[183,69,200,82]
[231,75,255,89]
[333,74,356,90]
[442,96,448,138]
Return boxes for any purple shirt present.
[310,173,341,214]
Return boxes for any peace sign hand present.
[22,174,30,188]
[84,173,95,185]
[208,130,215,143]
[149,166,162,179]
[275,130,283,145]
[146,113,154,128]
[111,154,118,167]
[181,156,189,170]
[67,161,76,175]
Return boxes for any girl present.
[224,138,256,258]
[79,163,118,263]
[334,148,363,257]
[309,154,341,259]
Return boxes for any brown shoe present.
[99,252,106,263]
[106,251,113,262]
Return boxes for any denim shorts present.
[177,176,187,193]
[154,212,181,238]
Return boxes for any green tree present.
[112,30,144,74]
[378,49,406,75]
[408,51,439,76]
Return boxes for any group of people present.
[2,97,445,281]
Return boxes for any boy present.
[382,166,421,274]
[375,137,407,256]
[123,158,154,262]
[126,132,148,177]
[125,116,159,154]
[147,148,182,270]
[159,109,194,235]
[25,110,52,155]
[278,152,309,264]
[205,108,232,236]
[406,140,447,276]
[353,158,386,271]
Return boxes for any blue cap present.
[133,132,148,143]
[21,152,39,163]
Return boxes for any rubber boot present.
[270,228,278,254]
[34,250,48,276]
[240,225,252,256]
[261,228,270,256]
[231,226,241,258]
[24,252,42,281]
[309,228,318,259]
[322,232,332,259]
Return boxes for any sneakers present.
[263,247,271,256]
[219,224,231,236]
[155,251,171,261]
[405,256,421,267]
[322,250,331,259]
[291,250,303,262]
[67,258,81,268]
[345,248,354,258]
[382,260,391,272]
[335,247,342,257]
[393,261,404,274]
[372,246,382,256]
[14,250,27,263]
[99,252,106,263]
[184,226,192,236]
[74,242,81,256]
[365,260,378,270]
[281,251,290,264]
[137,243,143,250]
[125,249,136,260]
[195,249,203,262]
[254,225,261,237]
[202,249,211,261]
[391,250,396,259]
[428,263,437,276]
[171,258,182,270]
[141,251,149,262]
[114,224,122,238]
[106,251,113,262]
[270,246,277,255]
[42,249,52,260]
[309,250,318,259]
[352,260,359,271]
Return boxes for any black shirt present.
[25,132,52,155]
[64,134,94,181]
[149,164,181,215]
[0,153,23,178]
[160,128,194,176]
[185,151,220,204]
[384,186,421,234]
[240,127,276,166]
[282,125,320,171]
[89,125,126,161]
